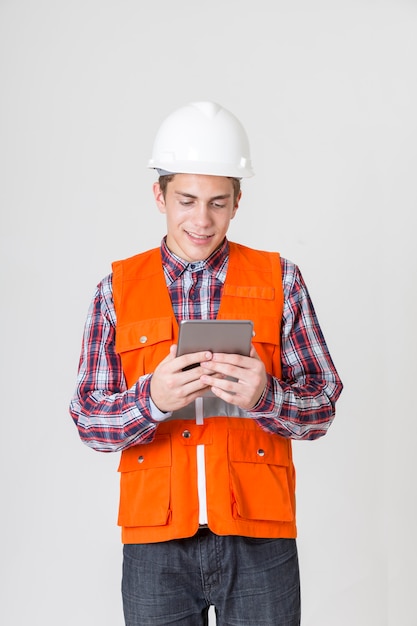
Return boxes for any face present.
[153,174,241,262]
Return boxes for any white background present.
[1,1,416,624]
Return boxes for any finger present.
[208,380,259,409]
[200,360,245,383]
[201,353,253,372]
[177,351,213,372]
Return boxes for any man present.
[70,101,343,625]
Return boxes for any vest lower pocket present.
[228,429,294,523]
[117,436,171,527]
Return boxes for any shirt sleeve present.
[69,274,160,452]
[247,258,343,440]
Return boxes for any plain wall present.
[1,1,416,624]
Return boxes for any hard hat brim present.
[148,159,254,178]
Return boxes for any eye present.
[212,202,227,209]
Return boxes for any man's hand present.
[199,346,267,410]
[150,345,215,413]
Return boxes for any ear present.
[153,182,166,214]
[231,190,242,219]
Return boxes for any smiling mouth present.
[186,231,213,240]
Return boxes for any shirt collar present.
[161,237,229,285]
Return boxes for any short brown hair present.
[158,175,241,204]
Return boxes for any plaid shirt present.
[70,238,343,451]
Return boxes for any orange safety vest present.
[112,242,297,543]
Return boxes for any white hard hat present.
[148,101,254,178]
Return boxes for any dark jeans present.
[122,529,301,625]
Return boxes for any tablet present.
[177,320,253,364]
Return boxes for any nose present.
[193,202,211,226]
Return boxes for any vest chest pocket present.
[228,429,294,523]
[117,435,172,528]
[115,317,173,354]
[115,317,175,387]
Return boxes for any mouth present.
[185,231,213,241]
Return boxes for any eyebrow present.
[174,191,232,201]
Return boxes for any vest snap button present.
[182,430,191,439]
[138,455,144,463]
[139,335,147,344]
[257,448,265,457]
